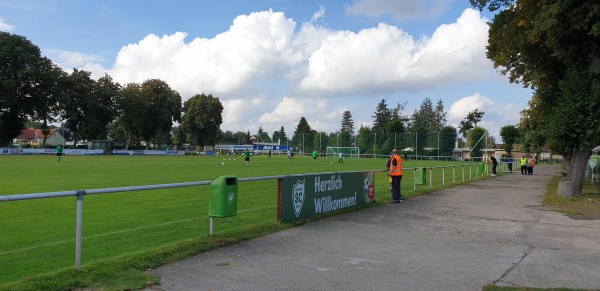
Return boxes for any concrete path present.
[150,165,600,291]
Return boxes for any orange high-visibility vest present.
[390,155,403,176]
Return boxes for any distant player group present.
[241,148,347,165]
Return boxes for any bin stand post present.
[210,217,215,237]
[413,168,417,191]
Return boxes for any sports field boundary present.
[0,163,487,271]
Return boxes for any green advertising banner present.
[278,171,376,222]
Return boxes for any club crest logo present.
[292,179,305,217]
[228,192,235,204]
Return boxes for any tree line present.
[0,32,222,149]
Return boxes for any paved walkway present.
[150,165,600,290]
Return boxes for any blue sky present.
[0,0,533,142]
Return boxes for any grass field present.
[0,154,483,290]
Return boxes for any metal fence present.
[0,163,490,270]
[272,132,469,157]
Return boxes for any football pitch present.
[0,154,478,286]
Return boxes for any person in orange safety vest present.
[389,149,403,203]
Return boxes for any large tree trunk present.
[72,131,78,148]
[563,150,573,173]
[566,146,593,197]
[125,134,131,150]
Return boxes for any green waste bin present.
[477,163,485,174]
[415,168,426,185]
[209,175,238,218]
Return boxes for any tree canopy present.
[0,32,65,146]
[181,93,223,146]
[499,125,520,156]
[471,0,600,195]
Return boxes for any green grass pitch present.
[0,154,478,285]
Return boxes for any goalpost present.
[326,146,361,158]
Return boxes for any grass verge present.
[542,176,600,220]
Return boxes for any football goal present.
[326,146,361,158]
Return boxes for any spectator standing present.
[528,156,535,175]
[520,156,528,175]
[389,149,404,203]
[490,156,498,176]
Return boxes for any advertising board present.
[278,171,376,222]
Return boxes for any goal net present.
[326,147,360,158]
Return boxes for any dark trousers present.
[492,163,497,175]
[521,165,527,175]
[528,167,533,175]
[391,175,403,201]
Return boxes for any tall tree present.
[499,125,520,157]
[139,79,182,148]
[340,111,355,136]
[356,125,374,155]
[60,69,96,147]
[117,83,145,149]
[257,126,272,143]
[29,59,66,147]
[410,98,435,152]
[372,99,390,133]
[439,126,458,157]
[0,32,64,146]
[467,127,487,159]
[458,109,485,137]
[339,111,355,147]
[465,109,485,127]
[272,126,287,145]
[471,0,600,195]
[181,93,223,146]
[85,74,121,141]
[432,99,447,132]
[292,117,315,152]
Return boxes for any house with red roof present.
[14,128,65,147]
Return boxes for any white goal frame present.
[326,146,361,158]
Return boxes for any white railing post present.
[452,166,455,184]
[413,168,417,191]
[442,167,445,186]
[429,168,433,188]
[470,165,472,180]
[75,190,84,270]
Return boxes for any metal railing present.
[0,164,488,270]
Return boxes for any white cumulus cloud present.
[448,92,495,123]
[296,8,490,96]
[0,18,15,31]
[110,10,298,98]
[83,7,496,135]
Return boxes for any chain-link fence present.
[286,132,466,161]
